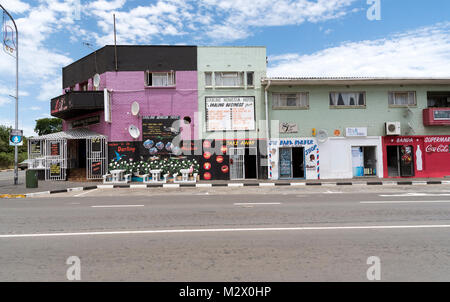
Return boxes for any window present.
[205,72,212,86]
[247,72,254,86]
[214,72,244,87]
[272,93,309,109]
[389,91,416,106]
[146,71,175,87]
[427,92,450,107]
[329,92,365,107]
[80,82,89,91]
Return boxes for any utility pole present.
[1,4,19,185]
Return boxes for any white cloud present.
[268,22,450,77]
[29,106,41,111]
[38,77,62,101]
[0,96,12,107]
[0,0,30,14]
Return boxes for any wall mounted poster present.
[205,97,255,131]
[50,162,61,178]
[91,161,102,175]
[141,116,181,156]
[50,142,60,156]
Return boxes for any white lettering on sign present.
[425,144,449,153]
[424,137,450,143]
[396,138,413,143]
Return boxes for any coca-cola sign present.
[425,144,449,153]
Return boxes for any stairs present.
[67,168,87,181]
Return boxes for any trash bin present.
[26,170,38,188]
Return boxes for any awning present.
[29,128,107,140]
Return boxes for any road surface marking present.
[1,224,450,239]
[379,193,450,197]
[324,190,343,194]
[91,205,145,208]
[361,200,450,204]
[74,189,97,197]
[234,202,282,206]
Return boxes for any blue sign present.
[9,129,23,146]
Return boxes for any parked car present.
[18,159,33,170]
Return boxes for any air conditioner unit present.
[386,122,401,135]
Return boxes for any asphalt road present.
[1,185,450,281]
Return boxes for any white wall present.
[319,137,383,179]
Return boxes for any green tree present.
[34,118,62,136]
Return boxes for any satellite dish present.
[317,129,328,144]
[128,124,140,139]
[131,101,140,116]
[93,74,100,90]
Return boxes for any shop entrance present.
[351,146,377,177]
[229,147,257,180]
[386,145,415,177]
[279,147,305,179]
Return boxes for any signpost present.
[1,4,19,185]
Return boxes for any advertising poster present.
[199,140,230,180]
[141,116,181,157]
[205,97,255,131]
[108,141,139,162]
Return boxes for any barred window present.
[272,93,309,109]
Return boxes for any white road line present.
[379,193,450,197]
[234,202,282,206]
[1,224,450,239]
[91,205,145,208]
[361,200,450,204]
[74,189,97,197]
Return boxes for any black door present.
[292,147,305,178]
[244,148,257,179]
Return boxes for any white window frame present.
[205,72,213,87]
[272,92,309,109]
[214,72,244,88]
[388,91,416,107]
[146,71,176,87]
[329,92,366,108]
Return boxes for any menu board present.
[205,97,255,131]
[50,142,60,156]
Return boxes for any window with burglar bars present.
[272,93,309,109]
[146,71,175,87]
[214,72,244,87]
[388,91,416,106]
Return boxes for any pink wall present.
[63,71,198,141]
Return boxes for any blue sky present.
[0,0,450,136]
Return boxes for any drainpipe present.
[264,80,271,179]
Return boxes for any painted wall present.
[63,70,198,141]
[197,46,267,140]
[318,137,383,179]
[268,84,450,138]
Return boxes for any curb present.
[13,180,449,198]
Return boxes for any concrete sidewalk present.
[2,175,450,197]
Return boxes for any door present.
[244,147,257,179]
[352,147,364,177]
[229,147,244,180]
[292,147,305,178]
[386,146,400,177]
[279,148,292,179]
[45,139,67,181]
[86,137,108,180]
[399,145,414,177]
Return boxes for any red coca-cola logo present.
[425,144,449,153]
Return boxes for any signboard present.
[91,161,102,176]
[346,127,367,137]
[142,116,180,156]
[205,97,255,131]
[433,110,450,120]
[91,137,101,152]
[51,95,68,114]
[279,122,298,134]
[30,141,41,154]
[108,141,138,162]
[50,142,60,156]
[50,162,61,178]
[9,129,23,146]
[424,136,450,153]
[104,88,111,123]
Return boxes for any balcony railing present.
[423,107,450,126]
[50,91,104,119]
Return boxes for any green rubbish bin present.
[26,170,38,188]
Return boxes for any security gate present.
[45,139,67,181]
[229,147,245,180]
[86,137,107,180]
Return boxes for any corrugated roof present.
[30,128,106,140]
[261,77,450,85]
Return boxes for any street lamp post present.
[1,4,19,185]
